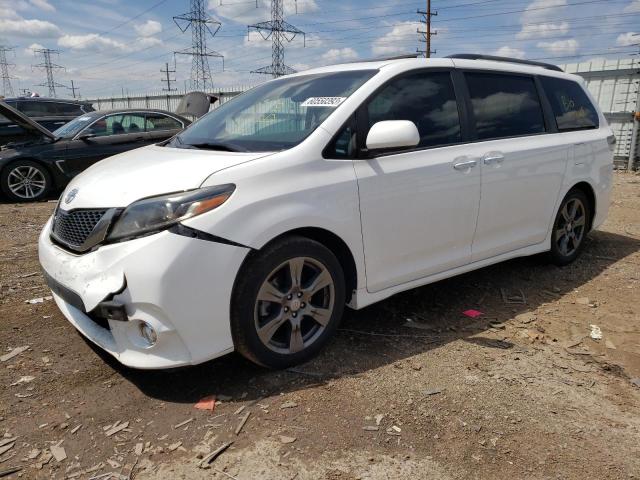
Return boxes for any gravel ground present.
[0,173,639,480]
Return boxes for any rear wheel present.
[1,160,51,202]
[231,236,345,369]
[548,189,591,266]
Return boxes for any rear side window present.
[540,77,599,131]
[56,103,84,115]
[18,101,49,116]
[366,71,462,149]
[145,113,182,132]
[465,72,545,140]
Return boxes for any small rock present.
[375,414,385,426]
[279,435,296,444]
[50,445,67,463]
[168,441,182,452]
[422,388,443,396]
[576,297,590,305]
[135,443,144,456]
[280,401,298,409]
[362,426,379,431]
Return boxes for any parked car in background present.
[38,54,613,370]
[0,97,94,145]
[0,102,190,201]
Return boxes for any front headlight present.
[107,184,235,242]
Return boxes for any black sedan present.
[0,102,190,202]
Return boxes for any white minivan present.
[38,54,614,369]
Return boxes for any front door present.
[62,113,150,176]
[353,70,481,293]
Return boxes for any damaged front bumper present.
[38,217,249,369]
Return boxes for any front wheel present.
[231,236,345,369]
[1,160,51,202]
[548,189,591,266]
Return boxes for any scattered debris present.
[168,441,183,452]
[50,444,67,463]
[235,411,251,435]
[173,417,194,429]
[631,378,640,388]
[0,466,22,478]
[0,442,15,457]
[515,312,536,324]
[386,426,401,436]
[590,325,603,340]
[198,441,234,469]
[605,339,616,350]
[105,420,129,437]
[375,414,385,426]
[576,297,590,305]
[422,388,443,396]
[0,346,29,362]
[26,448,41,460]
[501,288,526,304]
[195,395,216,411]
[24,296,52,304]
[362,426,379,431]
[280,400,298,409]
[233,405,246,415]
[9,376,34,386]
[70,424,82,434]
[279,435,297,444]
[134,443,144,456]
[462,309,483,318]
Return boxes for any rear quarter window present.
[540,77,599,131]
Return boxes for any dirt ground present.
[0,173,639,480]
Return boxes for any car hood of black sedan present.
[0,101,55,141]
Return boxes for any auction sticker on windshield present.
[301,97,346,107]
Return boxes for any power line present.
[32,48,66,98]
[0,46,15,98]
[174,0,224,90]
[248,0,306,77]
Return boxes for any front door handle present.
[453,159,478,171]
[482,153,505,165]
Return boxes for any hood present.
[0,100,55,141]
[59,144,272,210]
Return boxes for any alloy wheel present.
[254,257,335,355]
[7,165,47,200]
[555,197,586,257]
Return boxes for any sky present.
[0,0,638,99]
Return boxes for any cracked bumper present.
[38,217,249,369]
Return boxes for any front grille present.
[52,209,108,250]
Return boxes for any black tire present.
[548,189,591,266]
[231,235,346,369]
[1,160,51,202]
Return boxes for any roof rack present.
[446,54,563,72]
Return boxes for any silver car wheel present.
[254,256,335,355]
[7,165,47,200]
[555,197,586,257]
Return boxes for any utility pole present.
[417,0,437,58]
[174,0,224,91]
[68,79,79,99]
[0,46,15,98]
[160,62,177,91]
[33,48,65,98]
[248,0,305,78]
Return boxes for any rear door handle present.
[482,153,505,165]
[453,159,478,171]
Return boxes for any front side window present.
[465,72,545,140]
[145,113,182,132]
[56,103,84,115]
[171,70,377,152]
[540,76,599,131]
[88,113,146,137]
[365,71,462,150]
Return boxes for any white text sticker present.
[77,116,92,121]
[301,96,346,108]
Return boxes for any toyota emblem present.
[64,188,79,205]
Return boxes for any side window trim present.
[533,75,559,134]
[460,69,548,143]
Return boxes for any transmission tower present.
[33,48,66,98]
[68,80,79,99]
[417,0,437,58]
[174,0,224,91]
[248,0,305,78]
[0,46,15,98]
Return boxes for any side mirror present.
[77,132,96,141]
[365,120,420,151]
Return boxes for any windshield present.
[52,114,96,138]
[170,69,377,152]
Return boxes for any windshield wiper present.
[185,142,246,152]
